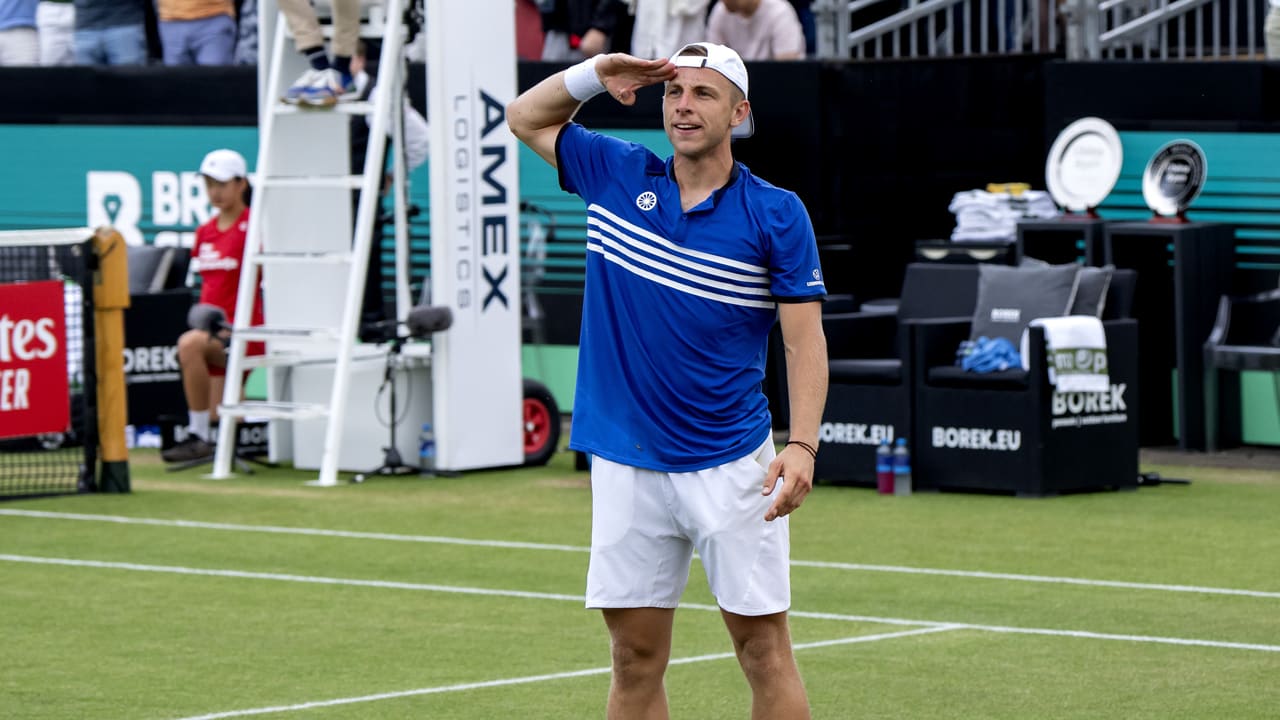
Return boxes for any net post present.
[92,227,131,493]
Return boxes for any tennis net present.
[0,228,98,498]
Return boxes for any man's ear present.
[732,98,751,127]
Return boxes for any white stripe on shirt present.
[586,227,772,297]
[586,243,777,309]
[588,203,769,275]
[587,217,769,287]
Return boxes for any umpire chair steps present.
[211,0,413,486]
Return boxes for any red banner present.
[0,280,69,439]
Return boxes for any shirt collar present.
[655,158,743,211]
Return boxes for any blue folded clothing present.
[958,336,1023,373]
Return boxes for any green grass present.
[2,449,1278,719]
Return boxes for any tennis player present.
[508,42,828,719]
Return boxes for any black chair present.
[124,245,192,429]
[1203,288,1280,452]
[909,270,1140,496]
[127,244,190,294]
[813,264,980,485]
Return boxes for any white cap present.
[199,149,247,182]
[671,42,754,139]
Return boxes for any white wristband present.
[564,56,606,102]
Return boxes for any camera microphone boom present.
[406,305,453,336]
[187,303,230,334]
[351,304,454,484]
[359,305,453,340]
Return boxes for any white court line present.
[4,553,1279,656]
[787,608,1280,653]
[0,554,583,603]
[0,509,589,553]
[789,559,1280,600]
[4,509,1279,600]
[170,627,960,720]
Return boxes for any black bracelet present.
[786,440,818,460]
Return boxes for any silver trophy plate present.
[1141,139,1207,217]
[1045,117,1123,213]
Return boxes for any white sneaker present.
[282,68,352,107]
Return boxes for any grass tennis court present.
[3,447,1278,719]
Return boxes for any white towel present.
[948,189,1060,243]
[1020,315,1109,393]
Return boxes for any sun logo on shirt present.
[635,191,658,211]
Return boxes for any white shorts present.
[585,437,791,616]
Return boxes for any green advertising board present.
[1,125,258,241]
[0,123,671,412]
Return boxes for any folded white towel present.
[949,189,1060,243]
[1020,315,1109,392]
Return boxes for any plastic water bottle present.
[418,423,436,470]
[137,425,162,449]
[893,437,912,497]
[875,439,894,495]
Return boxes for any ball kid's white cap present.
[199,149,247,182]
[670,42,755,139]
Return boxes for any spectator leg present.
[102,24,148,65]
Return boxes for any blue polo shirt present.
[0,0,36,31]
[556,123,825,472]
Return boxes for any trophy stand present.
[1142,140,1207,226]
[1148,209,1191,224]
[1059,206,1102,220]
[1039,117,1123,265]
[1044,118,1123,219]
[1016,216,1107,265]
[1104,138,1219,449]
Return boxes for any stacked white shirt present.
[949,189,1059,242]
